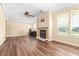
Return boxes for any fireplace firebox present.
[40,30,46,39]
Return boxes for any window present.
[71,10,79,36]
[57,13,69,36]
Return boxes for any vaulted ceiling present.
[2,3,79,24]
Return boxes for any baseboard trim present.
[6,35,29,38]
[0,38,6,46]
[53,40,79,50]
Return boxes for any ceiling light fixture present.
[24,11,35,18]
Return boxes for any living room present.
[0,3,79,56]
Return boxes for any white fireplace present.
[36,11,53,41]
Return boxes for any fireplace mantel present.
[38,27,48,29]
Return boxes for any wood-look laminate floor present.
[0,36,79,56]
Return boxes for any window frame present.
[56,12,69,36]
[56,9,79,38]
[70,10,79,37]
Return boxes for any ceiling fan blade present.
[30,15,35,17]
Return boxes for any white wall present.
[48,11,53,41]
[0,5,6,45]
[7,20,32,37]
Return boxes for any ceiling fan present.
[24,11,35,18]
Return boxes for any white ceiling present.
[2,3,79,24]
